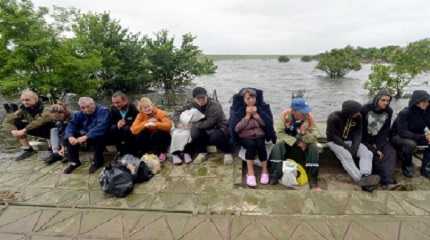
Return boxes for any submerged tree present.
[278,55,290,63]
[365,39,430,98]
[300,55,312,62]
[145,30,217,91]
[316,46,362,79]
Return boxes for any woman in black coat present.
[229,88,276,187]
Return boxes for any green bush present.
[278,55,290,63]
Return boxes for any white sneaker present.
[223,154,233,165]
[184,153,193,164]
[193,153,207,164]
[172,155,183,165]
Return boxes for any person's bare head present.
[78,97,96,115]
[20,89,38,108]
[138,97,154,115]
[49,103,67,121]
[111,91,129,110]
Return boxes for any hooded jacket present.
[64,105,111,140]
[326,100,363,156]
[361,89,393,153]
[228,88,276,145]
[391,90,430,142]
[3,101,54,131]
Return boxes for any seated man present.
[269,97,320,190]
[109,91,138,156]
[361,89,398,189]
[391,90,430,178]
[3,89,55,161]
[326,100,380,192]
[173,87,233,164]
[63,97,111,174]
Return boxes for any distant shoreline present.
[205,54,306,60]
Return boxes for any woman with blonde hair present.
[43,103,71,164]
[131,97,172,161]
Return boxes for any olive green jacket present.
[275,110,319,146]
[3,103,54,131]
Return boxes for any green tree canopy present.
[145,30,216,91]
[365,39,430,98]
[316,46,362,79]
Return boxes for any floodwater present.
[194,57,430,121]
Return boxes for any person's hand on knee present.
[77,135,88,144]
[68,137,78,145]
[58,146,65,156]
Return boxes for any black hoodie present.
[392,90,430,142]
[361,89,393,153]
[326,100,363,156]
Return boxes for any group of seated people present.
[3,87,430,192]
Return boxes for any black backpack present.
[99,164,134,198]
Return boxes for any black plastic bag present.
[134,161,154,183]
[99,164,134,198]
[119,154,153,183]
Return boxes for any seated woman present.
[229,88,276,188]
[269,97,320,190]
[42,103,71,164]
[131,97,172,160]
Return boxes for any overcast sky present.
[33,0,430,55]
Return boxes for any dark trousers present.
[107,128,136,156]
[269,142,319,187]
[14,120,53,139]
[371,143,397,185]
[392,135,430,176]
[239,137,267,161]
[65,135,106,166]
[134,130,171,156]
[184,127,231,155]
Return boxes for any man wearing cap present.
[326,100,380,192]
[269,97,320,190]
[391,90,430,178]
[173,87,233,164]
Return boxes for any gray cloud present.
[33,0,430,54]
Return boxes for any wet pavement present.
[0,145,429,239]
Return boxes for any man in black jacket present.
[391,90,430,178]
[174,87,232,164]
[326,100,380,191]
[109,91,139,156]
[361,89,397,189]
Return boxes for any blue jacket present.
[64,105,111,140]
[228,88,276,145]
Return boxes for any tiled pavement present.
[0,205,430,240]
[1,152,430,216]
[1,150,430,239]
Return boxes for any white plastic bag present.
[280,160,298,187]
